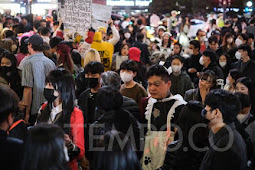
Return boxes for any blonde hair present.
[82,48,101,67]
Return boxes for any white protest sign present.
[92,3,112,29]
[59,0,92,32]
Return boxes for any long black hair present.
[22,124,68,170]
[94,130,141,170]
[37,69,76,134]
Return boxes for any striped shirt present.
[22,52,56,115]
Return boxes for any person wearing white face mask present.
[119,60,147,105]
[217,53,231,81]
[232,44,255,82]
[169,55,193,97]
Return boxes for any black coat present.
[75,71,88,99]
[232,59,255,83]
[132,40,150,65]
[199,123,247,170]
[162,141,206,170]
[0,130,23,170]
[91,108,141,150]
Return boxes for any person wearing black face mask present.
[36,69,85,170]
[77,61,104,163]
[0,51,23,99]
[200,89,247,170]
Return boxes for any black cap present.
[24,34,43,46]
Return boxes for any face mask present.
[199,56,204,65]
[235,38,242,47]
[120,72,133,83]
[200,36,206,42]
[0,66,12,75]
[171,65,182,73]
[201,108,215,125]
[219,61,227,68]
[85,78,99,89]
[124,32,131,39]
[235,51,241,60]
[227,38,233,44]
[44,88,57,102]
[226,78,229,85]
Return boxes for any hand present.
[108,20,113,26]
[64,134,72,146]
[188,68,197,73]
[18,101,27,111]
[196,72,200,77]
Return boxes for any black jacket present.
[0,130,23,170]
[91,108,141,150]
[132,40,150,65]
[232,59,255,83]
[199,123,247,170]
[75,71,88,99]
[162,141,206,170]
[90,108,141,169]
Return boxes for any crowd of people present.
[0,10,255,170]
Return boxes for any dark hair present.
[137,19,142,25]
[235,92,251,109]
[196,29,203,36]
[5,30,14,38]
[20,36,29,54]
[97,86,123,111]
[37,69,76,134]
[3,22,9,28]
[120,60,138,73]
[176,101,207,148]
[94,130,141,170]
[146,64,170,82]
[0,86,19,123]
[250,19,255,24]
[238,33,248,42]
[203,49,217,63]
[238,44,252,57]
[49,36,63,49]
[229,69,242,84]
[100,71,121,90]
[41,27,51,36]
[136,32,144,41]
[22,124,68,170]
[208,35,218,44]
[190,40,200,51]
[31,44,44,52]
[13,18,19,24]
[199,70,217,89]
[0,51,20,81]
[40,19,47,24]
[236,77,255,96]
[174,42,182,53]
[56,43,74,73]
[84,61,104,74]
[171,55,184,64]
[247,33,254,39]
[205,89,241,123]
[71,50,82,66]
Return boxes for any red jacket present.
[41,103,85,170]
